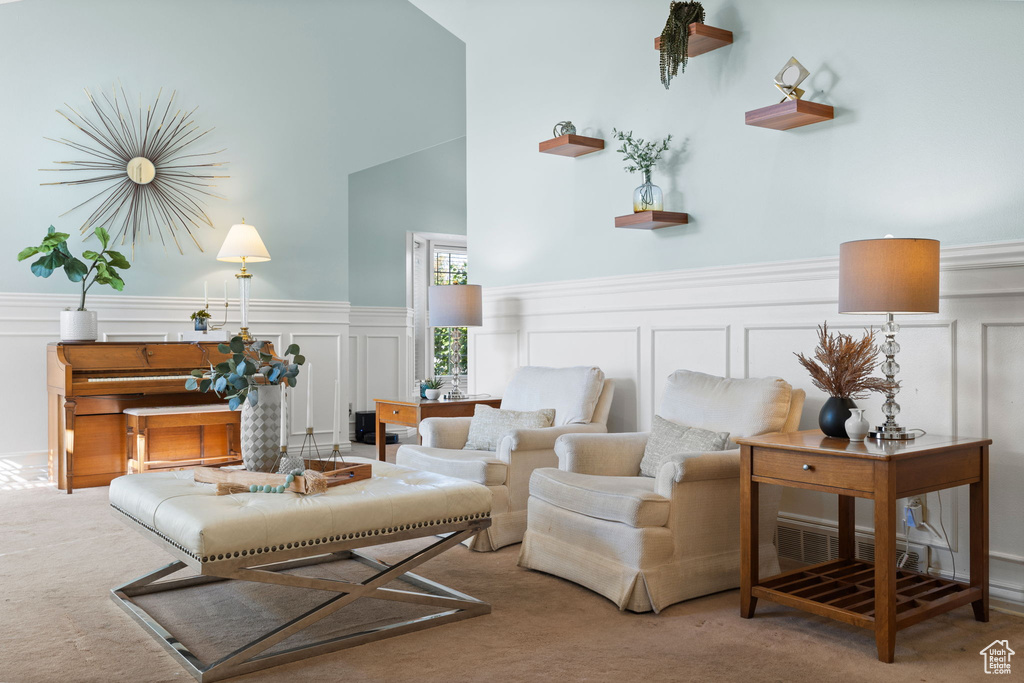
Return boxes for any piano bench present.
[124,404,241,474]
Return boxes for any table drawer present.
[753,449,874,492]
[378,403,418,426]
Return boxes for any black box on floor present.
[354,411,376,443]
[363,432,399,445]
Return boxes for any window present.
[408,233,468,382]
[431,247,468,377]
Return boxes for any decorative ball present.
[276,485,286,493]
[285,474,295,484]
[262,484,272,493]
[249,484,258,493]
[552,120,577,137]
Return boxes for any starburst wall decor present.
[40,85,228,255]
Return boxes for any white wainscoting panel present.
[470,239,1024,605]
[0,293,351,458]
[349,307,415,438]
[470,330,519,399]
[650,326,729,420]
[526,327,641,432]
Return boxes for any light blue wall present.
[463,0,1024,288]
[348,137,467,307]
[0,0,465,302]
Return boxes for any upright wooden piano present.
[47,341,252,493]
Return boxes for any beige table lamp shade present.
[217,223,271,263]
[838,238,939,314]
[429,284,483,327]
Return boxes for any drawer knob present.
[802,464,813,471]
[392,410,399,414]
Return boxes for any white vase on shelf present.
[845,409,870,442]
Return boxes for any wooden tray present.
[193,463,372,494]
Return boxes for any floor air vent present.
[777,518,928,572]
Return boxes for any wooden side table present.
[372,396,502,461]
[736,430,990,663]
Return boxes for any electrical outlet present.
[348,402,353,417]
[905,498,924,528]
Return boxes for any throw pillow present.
[639,414,731,478]
[463,405,555,452]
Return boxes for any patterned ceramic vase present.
[241,386,283,472]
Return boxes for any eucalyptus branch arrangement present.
[188,337,304,410]
[794,323,896,399]
[611,129,672,177]
[18,226,130,310]
[659,1,706,89]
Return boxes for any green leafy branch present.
[187,337,305,411]
[18,226,130,310]
[611,129,672,176]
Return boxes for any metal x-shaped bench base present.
[111,526,490,682]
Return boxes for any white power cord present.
[936,490,956,581]
[897,517,910,569]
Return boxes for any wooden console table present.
[373,396,502,461]
[736,430,990,663]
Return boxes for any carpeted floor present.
[1,472,1021,682]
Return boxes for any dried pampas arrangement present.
[794,323,896,399]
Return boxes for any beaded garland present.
[248,469,304,494]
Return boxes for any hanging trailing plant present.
[659,1,706,89]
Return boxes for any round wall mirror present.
[126,156,156,185]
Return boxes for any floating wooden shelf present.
[745,99,835,131]
[654,23,733,56]
[539,134,604,157]
[615,211,689,230]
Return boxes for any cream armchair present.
[518,370,805,613]
[397,366,615,551]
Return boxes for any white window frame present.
[406,232,468,382]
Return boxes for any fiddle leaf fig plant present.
[18,226,130,310]
[188,336,305,411]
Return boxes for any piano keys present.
[47,341,274,493]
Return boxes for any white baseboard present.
[0,451,48,468]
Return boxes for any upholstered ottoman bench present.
[109,457,492,682]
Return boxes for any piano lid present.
[50,341,279,372]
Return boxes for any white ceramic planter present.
[60,309,98,341]
[424,389,442,400]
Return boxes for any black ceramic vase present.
[819,396,857,438]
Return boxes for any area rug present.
[1,484,1020,682]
